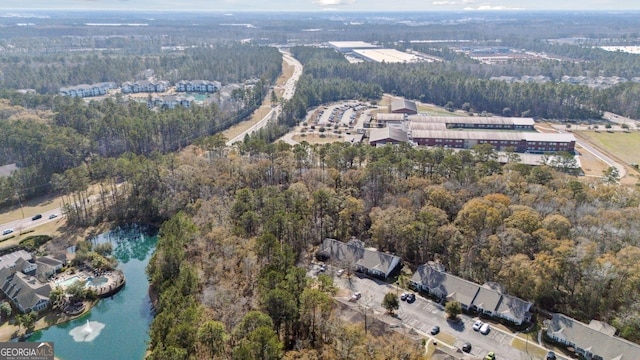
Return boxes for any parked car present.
[319,264,327,272]
[49,214,58,219]
[462,343,472,353]
[2,229,13,236]
[336,269,345,277]
[430,326,440,335]
[400,292,408,301]
[406,293,416,303]
[484,351,495,360]
[350,292,361,302]
[472,320,484,331]
[31,214,42,221]
[545,351,556,360]
[480,323,491,335]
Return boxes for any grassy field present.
[511,337,549,359]
[576,130,640,165]
[222,105,273,141]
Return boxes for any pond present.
[30,225,157,360]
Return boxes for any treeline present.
[0,77,268,206]
[291,46,601,119]
[90,138,640,355]
[0,43,281,93]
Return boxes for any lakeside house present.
[0,251,66,313]
[0,266,52,313]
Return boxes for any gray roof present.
[411,130,575,143]
[36,256,63,268]
[391,98,418,113]
[495,294,533,322]
[0,267,51,312]
[369,127,408,144]
[473,286,502,310]
[0,250,32,270]
[320,238,400,277]
[546,313,640,360]
[376,113,406,122]
[411,263,533,324]
[409,122,448,130]
[410,263,481,306]
[408,115,535,127]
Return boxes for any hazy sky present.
[1,0,638,12]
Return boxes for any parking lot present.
[309,263,559,360]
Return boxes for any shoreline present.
[0,298,98,342]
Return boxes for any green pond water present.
[30,226,157,360]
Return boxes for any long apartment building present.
[370,113,574,153]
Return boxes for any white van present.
[480,323,490,335]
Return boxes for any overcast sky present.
[1,0,638,12]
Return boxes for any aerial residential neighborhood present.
[2,4,640,360]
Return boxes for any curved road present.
[226,50,303,146]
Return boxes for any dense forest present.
[0,44,281,94]
[0,43,280,206]
[290,46,640,120]
[48,135,640,357]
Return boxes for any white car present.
[472,320,484,331]
[2,229,13,236]
[336,269,345,277]
[480,323,491,335]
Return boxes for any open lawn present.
[511,337,548,359]
[576,130,640,165]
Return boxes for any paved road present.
[310,265,560,360]
[550,125,626,178]
[226,50,303,146]
[0,209,63,240]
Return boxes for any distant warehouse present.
[328,41,378,52]
[410,130,575,153]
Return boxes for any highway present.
[226,50,303,146]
